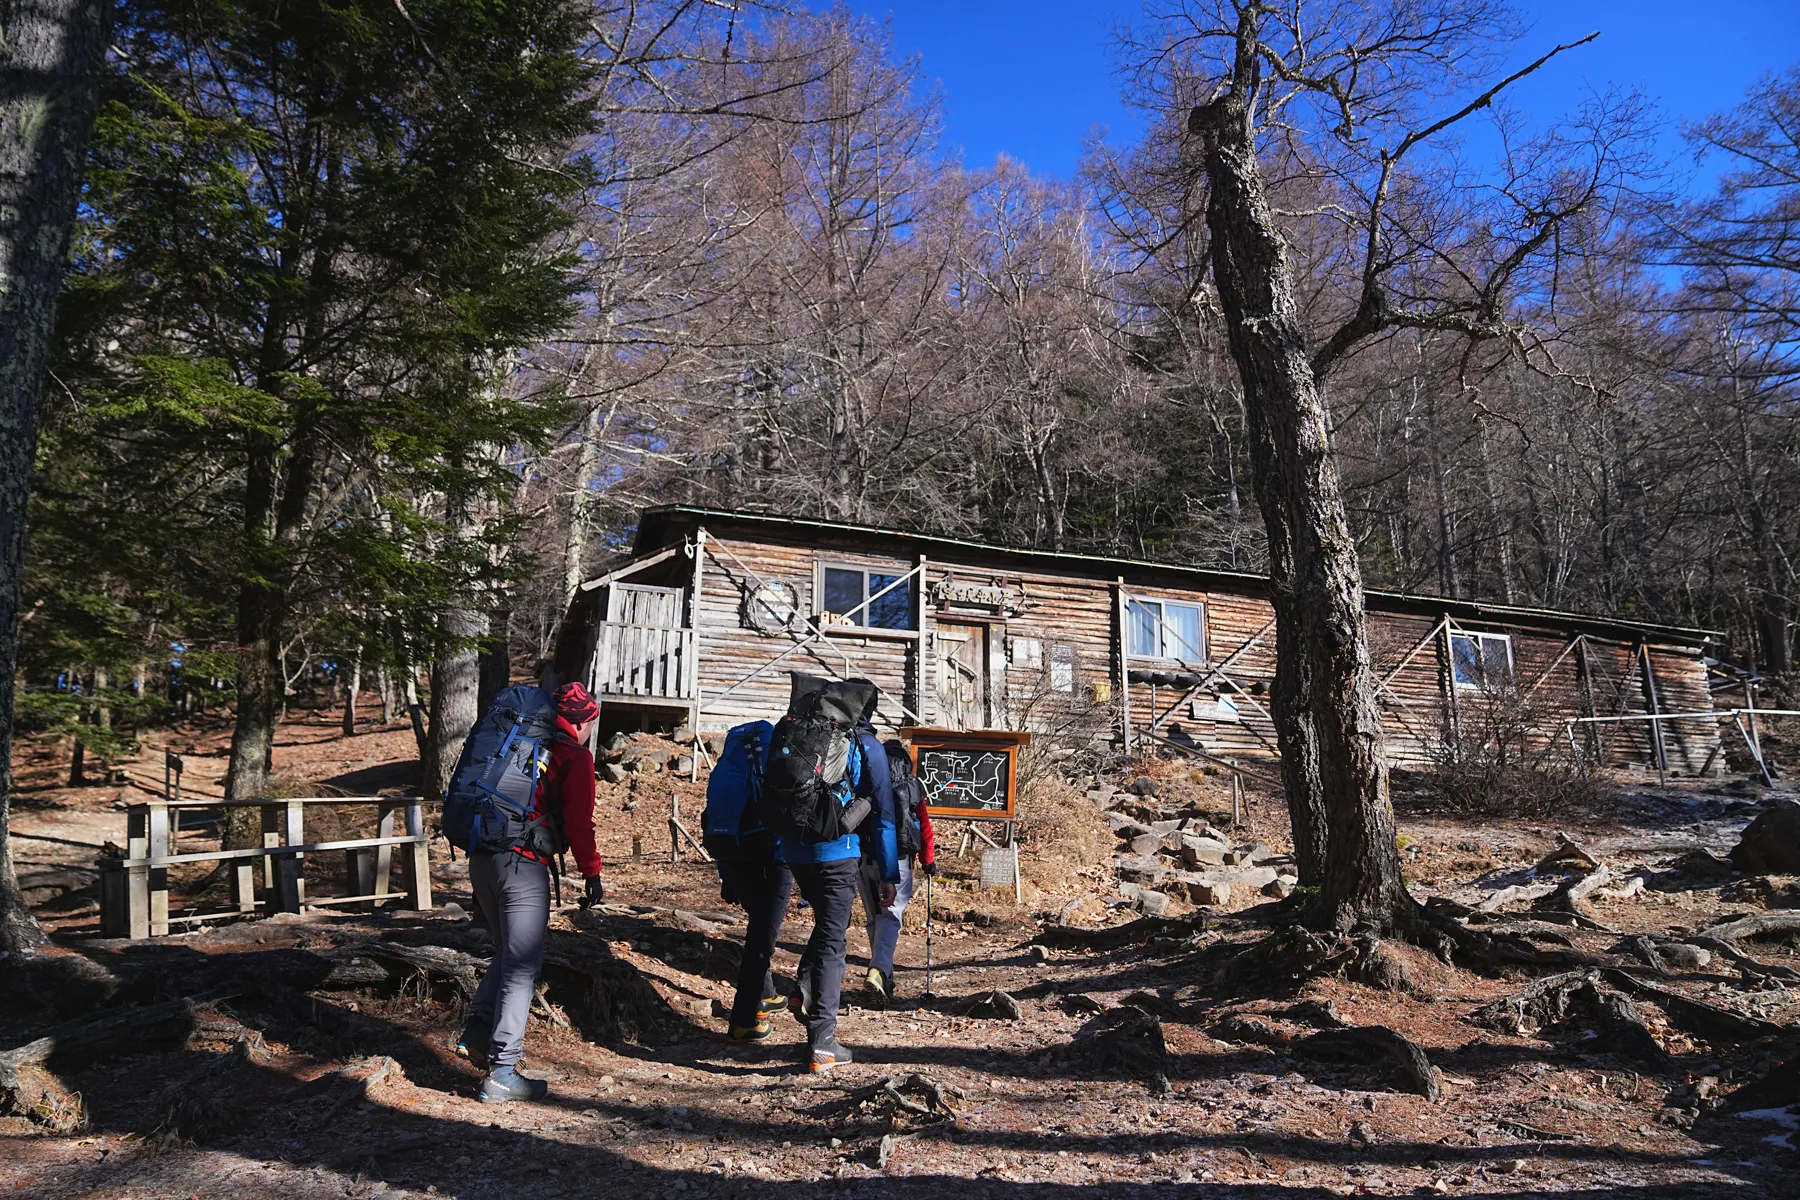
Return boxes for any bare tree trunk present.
[1190,92,1409,932]
[477,605,510,717]
[0,0,111,955]
[340,647,361,736]
[423,606,482,800]
[377,662,394,725]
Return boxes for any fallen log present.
[1299,1026,1441,1102]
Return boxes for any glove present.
[580,875,605,909]
[919,859,936,877]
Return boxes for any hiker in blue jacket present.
[780,686,898,1071]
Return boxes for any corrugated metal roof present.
[619,505,1722,648]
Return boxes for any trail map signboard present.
[898,727,1031,822]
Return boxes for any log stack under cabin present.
[552,506,1723,777]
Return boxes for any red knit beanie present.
[555,682,598,725]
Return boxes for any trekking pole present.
[923,870,934,999]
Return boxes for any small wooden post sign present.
[898,727,1032,821]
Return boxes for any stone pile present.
[595,729,697,783]
[1086,776,1299,915]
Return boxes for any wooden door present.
[936,621,988,729]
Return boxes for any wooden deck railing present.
[594,622,694,700]
[99,795,432,939]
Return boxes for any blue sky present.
[837,1,1800,187]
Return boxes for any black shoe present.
[757,993,788,1020]
[808,1039,853,1072]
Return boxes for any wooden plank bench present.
[98,795,433,939]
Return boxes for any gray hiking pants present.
[467,850,550,1070]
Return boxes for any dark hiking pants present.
[718,858,793,1028]
[789,857,858,1048]
[467,850,550,1070]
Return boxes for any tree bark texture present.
[1190,90,1410,932]
[0,0,111,954]
[423,605,483,800]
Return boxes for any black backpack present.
[764,676,877,843]
[885,743,924,858]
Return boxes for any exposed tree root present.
[1469,970,1674,1071]
[1699,911,1800,945]
[0,984,238,1130]
[1299,1025,1441,1101]
[1032,914,1208,953]
[1682,935,1800,986]
[1042,1005,1168,1081]
[1600,968,1789,1042]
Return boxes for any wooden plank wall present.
[693,537,916,733]
[610,529,1720,775]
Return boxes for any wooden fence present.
[100,795,432,939]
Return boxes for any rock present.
[1188,880,1232,907]
[627,757,661,776]
[1148,818,1188,835]
[1128,833,1164,857]
[1189,865,1279,890]
[1657,943,1712,971]
[1671,848,1735,879]
[1087,790,1122,810]
[672,754,695,775]
[1128,776,1159,798]
[1107,814,1145,834]
[1138,890,1171,917]
[1117,856,1167,885]
[1262,877,1294,899]
[1179,834,1230,867]
[597,761,627,784]
[1117,882,1143,902]
[965,990,1022,1020]
[435,902,468,920]
[1731,800,1800,874]
[672,726,696,745]
[1029,944,1050,964]
[599,730,630,757]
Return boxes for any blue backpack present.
[703,720,775,862]
[441,684,562,857]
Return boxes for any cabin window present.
[1450,632,1513,690]
[819,564,915,630]
[1125,597,1206,663]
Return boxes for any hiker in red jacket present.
[460,682,603,1103]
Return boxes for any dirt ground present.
[4,705,1799,1198]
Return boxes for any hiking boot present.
[863,967,890,1009]
[729,1019,772,1043]
[455,1025,491,1072]
[788,992,808,1020]
[478,1065,548,1104]
[757,993,788,1020]
[808,1039,853,1073]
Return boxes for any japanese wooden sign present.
[898,726,1032,822]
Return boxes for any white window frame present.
[1125,596,1207,664]
[816,561,916,632]
[1449,631,1514,691]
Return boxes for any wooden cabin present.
[553,506,1725,777]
